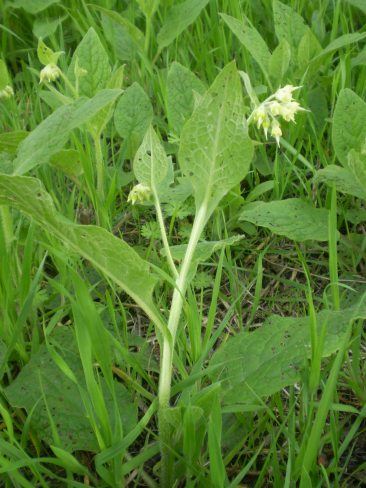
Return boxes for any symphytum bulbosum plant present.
[0,38,306,479]
[0,30,332,488]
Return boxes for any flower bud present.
[271,120,282,146]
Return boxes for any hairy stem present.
[154,192,178,279]
[94,135,104,202]
[158,201,208,486]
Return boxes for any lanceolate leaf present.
[68,28,111,98]
[210,293,366,405]
[272,0,308,47]
[0,174,167,336]
[240,198,334,242]
[179,62,253,214]
[13,89,121,175]
[332,88,366,167]
[134,126,170,189]
[157,0,210,49]
[167,62,206,136]
[220,14,271,81]
[114,82,153,155]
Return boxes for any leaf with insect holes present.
[210,292,366,405]
[13,89,121,175]
[220,14,271,81]
[167,62,206,136]
[5,327,137,452]
[134,126,170,190]
[332,89,366,167]
[68,28,111,98]
[114,82,153,156]
[37,38,62,66]
[157,0,210,48]
[179,62,253,214]
[0,174,167,337]
[239,198,334,242]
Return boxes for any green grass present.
[0,0,366,486]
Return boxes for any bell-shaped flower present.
[40,64,61,84]
[127,183,152,205]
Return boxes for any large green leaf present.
[210,293,366,405]
[68,28,111,98]
[134,126,170,189]
[239,198,333,242]
[5,328,137,452]
[314,165,366,199]
[157,0,209,49]
[13,90,121,175]
[332,88,366,167]
[179,62,253,213]
[114,82,153,156]
[0,174,166,335]
[220,13,271,81]
[166,62,206,136]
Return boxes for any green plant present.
[1,1,366,486]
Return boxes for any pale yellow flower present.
[0,85,14,99]
[40,64,61,83]
[127,183,151,205]
[271,120,282,146]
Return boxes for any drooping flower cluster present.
[127,183,152,205]
[250,85,305,146]
[39,64,61,84]
[0,85,14,99]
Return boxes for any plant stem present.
[154,192,178,279]
[158,201,208,486]
[94,135,105,202]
